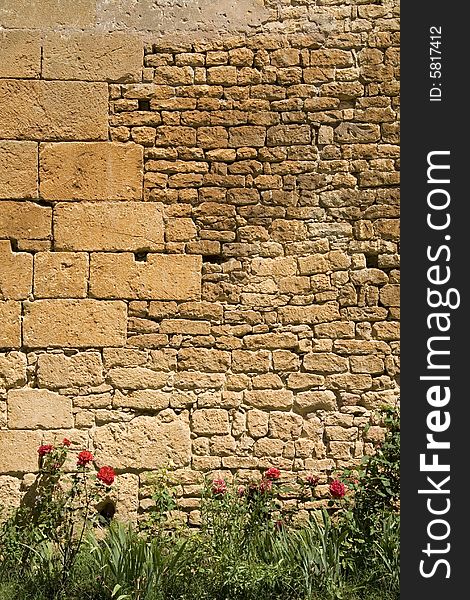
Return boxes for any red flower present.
[212,478,227,495]
[329,479,346,499]
[77,450,94,467]
[38,444,54,457]
[306,474,320,487]
[62,438,71,447]
[259,479,272,494]
[97,466,115,486]
[237,486,245,497]
[265,467,281,481]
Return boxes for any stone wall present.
[0,0,399,523]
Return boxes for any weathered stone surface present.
[107,367,168,390]
[0,352,27,388]
[0,241,33,300]
[0,430,42,473]
[0,0,95,28]
[37,352,104,389]
[0,475,21,516]
[0,141,37,198]
[0,202,51,241]
[178,348,230,372]
[43,33,142,82]
[7,388,73,429]
[303,353,348,373]
[192,409,229,435]
[54,203,164,251]
[245,390,293,410]
[0,302,21,348]
[113,390,170,411]
[279,304,340,324]
[90,253,201,300]
[93,413,191,469]
[0,81,108,141]
[334,122,381,143]
[267,125,311,146]
[0,31,41,78]
[34,252,88,299]
[23,300,127,348]
[40,143,143,201]
[295,391,337,412]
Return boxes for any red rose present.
[97,466,115,486]
[212,478,227,495]
[306,474,320,486]
[258,479,272,494]
[77,450,94,467]
[265,467,281,481]
[38,444,54,457]
[62,438,71,447]
[329,479,346,499]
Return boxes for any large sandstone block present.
[0,31,41,78]
[34,252,88,299]
[40,143,144,201]
[93,413,191,469]
[54,203,164,251]
[0,241,33,300]
[177,348,230,372]
[0,302,21,348]
[7,388,73,429]
[0,0,95,28]
[37,352,104,389]
[90,253,202,300]
[0,352,27,388]
[0,430,42,474]
[0,141,37,199]
[0,202,51,242]
[43,33,142,82]
[23,300,127,348]
[0,80,108,141]
[295,391,337,412]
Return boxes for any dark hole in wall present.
[365,254,379,268]
[134,251,149,262]
[98,500,116,524]
[202,255,224,265]
[138,99,150,111]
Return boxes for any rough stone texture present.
[7,388,73,429]
[90,253,201,300]
[23,300,127,348]
[0,0,95,28]
[43,33,143,82]
[0,141,38,199]
[0,31,41,78]
[34,252,89,299]
[93,413,191,469]
[0,302,21,349]
[40,143,144,201]
[0,81,108,141]
[0,0,400,521]
[0,201,51,241]
[37,353,104,389]
[0,431,42,474]
[54,203,164,251]
[0,241,33,300]
[0,352,27,388]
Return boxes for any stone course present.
[0,0,399,523]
